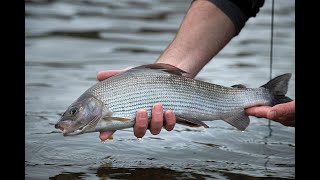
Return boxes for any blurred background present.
[25,0,295,179]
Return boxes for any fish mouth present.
[62,125,87,136]
[55,117,100,136]
[62,128,84,136]
[54,121,88,136]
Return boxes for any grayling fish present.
[55,63,292,136]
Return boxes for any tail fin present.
[261,73,293,106]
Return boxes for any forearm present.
[155,0,236,78]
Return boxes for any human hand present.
[96,68,176,141]
[245,101,295,127]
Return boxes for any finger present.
[150,103,163,135]
[99,130,116,141]
[134,109,148,138]
[271,106,295,127]
[96,70,125,81]
[96,67,132,81]
[268,102,295,122]
[163,110,176,131]
[267,109,292,126]
[245,106,272,118]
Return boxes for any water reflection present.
[50,165,290,180]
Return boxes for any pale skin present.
[245,101,295,127]
[98,0,295,141]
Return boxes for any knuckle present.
[152,117,163,125]
[152,113,163,125]
[135,122,148,130]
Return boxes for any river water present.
[25,0,295,179]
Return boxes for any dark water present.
[25,0,295,179]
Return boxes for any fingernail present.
[167,110,174,117]
[138,109,148,118]
[153,104,163,114]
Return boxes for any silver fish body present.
[55,64,292,136]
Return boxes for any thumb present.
[268,101,295,120]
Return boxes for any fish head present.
[55,93,104,136]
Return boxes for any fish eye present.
[69,107,78,115]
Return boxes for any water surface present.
[25,0,295,179]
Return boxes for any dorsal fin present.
[133,63,189,76]
[231,84,247,89]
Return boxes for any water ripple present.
[26,0,295,179]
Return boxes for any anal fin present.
[112,117,131,121]
[176,116,209,128]
[223,111,250,131]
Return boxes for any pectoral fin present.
[176,116,209,128]
[223,111,250,131]
[87,117,100,129]
[102,116,131,122]
[112,117,131,121]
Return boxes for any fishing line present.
[269,0,274,81]
[264,0,275,173]
[267,0,275,134]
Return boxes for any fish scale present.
[55,63,292,136]
[87,68,270,119]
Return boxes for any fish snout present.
[55,122,65,131]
